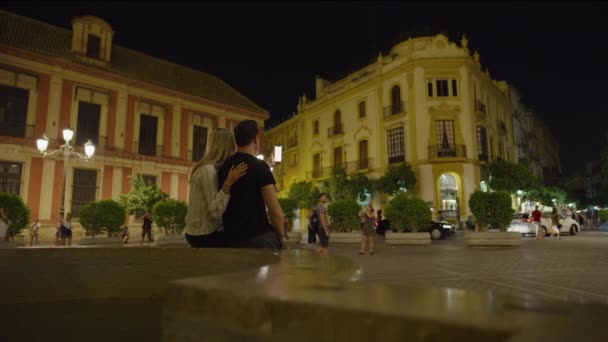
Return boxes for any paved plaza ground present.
[299,230,608,306]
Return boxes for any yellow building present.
[0,11,267,236]
[266,34,528,220]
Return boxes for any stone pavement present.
[298,231,608,305]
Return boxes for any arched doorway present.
[438,173,459,219]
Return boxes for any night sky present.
[3,2,608,177]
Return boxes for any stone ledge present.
[465,231,522,247]
[386,232,431,246]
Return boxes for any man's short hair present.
[234,120,258,147]
[318,193,327,200]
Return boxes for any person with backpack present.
[314,193,330,256]
[308,206,318,244]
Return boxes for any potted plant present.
[466,191,519,247]
[384,193,432,246]
[152,199,188,246]
[78,200,126,246]
[327,199,362,244]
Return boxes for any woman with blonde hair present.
[185,128,247,247]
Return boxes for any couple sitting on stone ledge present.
[184,120,286,249]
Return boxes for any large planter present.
[329,232,361,244]
[465,231,521,247]
[155,234,189,247]
[78,237,123,247]
[385,232,431,246]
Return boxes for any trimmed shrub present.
[288,181,316,209]
[599,209,608,222]
[0,192,30,237]
[79,200,126,238]
[327,199,361,232]
[278,198,298,222]
[152,199,188,235]
[119,175,168,216]
[384,193,431,232]
[469,191,514,232]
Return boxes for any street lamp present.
[36,127,95,220]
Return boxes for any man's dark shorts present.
[317,229,329,248]
[185,230,227,248]
[227,230,283,249]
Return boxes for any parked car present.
[539,213,580,236]
[507,213,536,237]
[426,221,454,240]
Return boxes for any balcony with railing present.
[383,101,406,119]
[134,141,163,157]
[327,125,344,138]
[428,145,467,159]
[478,152,489,162]
[475,99,487,116]
[307,166,333,180]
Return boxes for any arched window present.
[391,85,402,114]
[334,110,342,132]
[358,140,368,169]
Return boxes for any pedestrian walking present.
[140,210,154,245]
[359,205,376,255]
[307,207,318,244]
[60,213,73,246]
[120,224,129,245]
[550,208,561,240]
[531,206,543,239]
[30,218,41,246]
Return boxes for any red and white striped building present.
[0,11,268,233]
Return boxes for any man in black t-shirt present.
[218,120,286,249]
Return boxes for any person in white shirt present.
[30,218,41,246]
[184,129,247,247]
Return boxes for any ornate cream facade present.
[266,34,557,219]
[0,11,268,230]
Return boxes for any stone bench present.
[1,247,608,341]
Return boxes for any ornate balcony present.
[383,101,406,119]
[428,145,467,159]
[327,125,344,137]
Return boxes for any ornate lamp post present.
[36,127,95,220]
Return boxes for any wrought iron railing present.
[478,153,489,162]
[327,125,344,137]
[286,136,298,149]
[25,124,35,138]
[307,167,333,180]
[134,141,163,157]
[383,101,406,118]
[428,145,467,159]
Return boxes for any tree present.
[384,193,431,232]
[0,192,30,237]
[119,175,168,216]
[152,199,188,235]
[79,200,125,238]
[534,186,567,208]
[287,181,316,209]
[278,198,298,223]
[376,163,416,196]
[488,160,537,193]
[326,168,352,201]
[469,191,514,232]
[349,172,375,202]
[327,199,361,232]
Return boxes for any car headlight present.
[442,224,453,229]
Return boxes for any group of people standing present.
[184,120,286,249]
[306,200,390,256]
[531,205,562,240]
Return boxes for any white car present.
[507,213,536,236]
[539,213,580,236]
